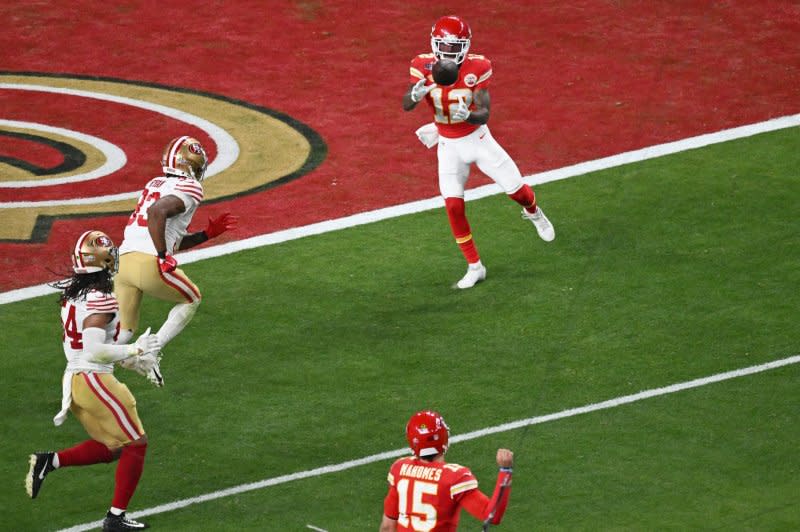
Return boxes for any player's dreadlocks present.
[50,270,114,305]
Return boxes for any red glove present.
[204,212,238,239]
[158,254,178,273]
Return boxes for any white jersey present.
[119,175,204,256]
[61,290,120,373]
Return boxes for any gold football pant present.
[70,372,144,449]
[115,251,201,331]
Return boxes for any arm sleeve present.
[460,469,512,525]
[83,327,137,363]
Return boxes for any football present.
[432,59,459,86]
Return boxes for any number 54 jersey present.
[383,455,479,531]
[119,175,204,256]
[61,290,120,373]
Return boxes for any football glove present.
[410,79,434,103]
[134,327,161,357]
[204,212,238,239]
[118,351,161,377]
[119,328,161,374]
[452,96,470,122]
[158,254,178,273]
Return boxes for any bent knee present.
[444,197,466,217]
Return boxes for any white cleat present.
[522,208,555,242]
[146,354,164,388]
[454,263,487,289]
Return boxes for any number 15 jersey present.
[119,175,204,256]
[383,455,480,531]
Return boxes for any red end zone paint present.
[0,1,798,291]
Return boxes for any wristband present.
[499,467,513,473]
[157,251,167,259]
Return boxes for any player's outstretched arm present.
[403,80,433,111]
[83,315,161,364]
[178,212,238,251]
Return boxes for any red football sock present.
[111,442,147,510]
[509,185,537,214]
[445,197,480,263]
[57,439,114,467]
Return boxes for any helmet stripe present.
[74,230,93,268]
[167,135,190,168]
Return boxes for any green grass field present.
[2,127,799,531]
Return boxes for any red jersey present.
[409,53,493,139]
[383,456,479,531]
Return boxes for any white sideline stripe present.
[57,354,800,532]
[306,525,329,532]
[2,113,798,306]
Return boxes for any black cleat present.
[102,511,150,531]
[25,452,55,499]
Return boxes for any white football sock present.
[156,300,200,346]
[116,329,134,345]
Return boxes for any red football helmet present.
[406,410,450,458]
[430,15,472,64]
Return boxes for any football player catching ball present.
[403,15,555,289]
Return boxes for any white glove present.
[137,351,160,372]
[118,327,161,373]
[410,79,434,103]
[133,327,161,357]
[452,96,470,122]
[143,354,165,387]
[118,351,163,385]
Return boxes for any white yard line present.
[2,113,798,306]
[56,353,800,531]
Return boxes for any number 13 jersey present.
[119,175,204,256]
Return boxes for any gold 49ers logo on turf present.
[0,73,326,242]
